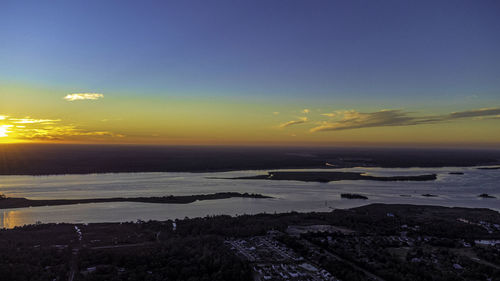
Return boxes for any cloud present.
[273,112,280,115]
[100,118,122,122]
[280,117,308,128]
[447,108,500,119]
[10,125,124,141]
[0,114,124,141]
[64,93,104,101]
[302,109,310,114]
[311,107,500,132]
[0,115,7,120]
[311,110,419,132]
[9,118,61,124]
[321,112,337,118]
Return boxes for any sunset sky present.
[1,0,499,147]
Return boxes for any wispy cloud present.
[9,118,61,124]
[448,108,500,119]
[11,125,124,141]
[311,107,500,132]
[321,112,337,118]
[280,117,308,128]
[64,93,104,101]
[302,109,310,114]
[0,114,123,141]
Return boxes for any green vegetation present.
[422,193,438,197]
[231,171,437,183]
[479,193,496,199]
[77,236,251,281]
[0,204,499,280]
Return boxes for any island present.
[421,193,438,197]
[227,171,437,183]
[0,192,272,210]
[340,193,368,200]
[478,166,500,170]
[479,193,497,199]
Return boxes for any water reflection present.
[1,209,25,229]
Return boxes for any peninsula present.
[0,192,271,210]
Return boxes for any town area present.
[1,203,500,280]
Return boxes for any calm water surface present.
[0,167,499,228]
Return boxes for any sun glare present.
[0,125,10,137]
[0,125,18,143]
[0,128,24,143]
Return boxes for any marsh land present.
[230,171,437,182]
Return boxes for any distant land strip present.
[0,192,272,210]
[226,171,437,183]
[1,145,500,176]
[477,166,500,170]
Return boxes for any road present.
[90,242,155,250]
[68,226,82,281]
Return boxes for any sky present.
[1,0,499,147]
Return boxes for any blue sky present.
[2,0,499,102]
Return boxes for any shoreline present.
[2,202,500,228]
